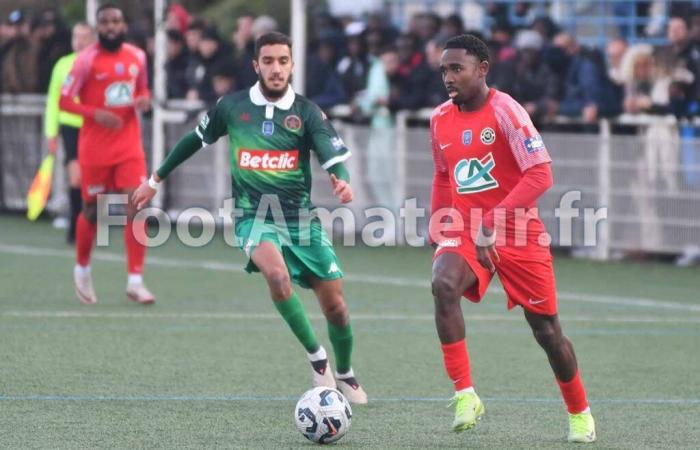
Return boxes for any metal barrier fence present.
[2,94,699,257]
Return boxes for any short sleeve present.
[195,98,228,145]
[306,105,351,170]
[61,48,93,98]
[492,93,552,172]
[430,114,448,174]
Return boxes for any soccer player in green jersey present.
[132,32,367,404]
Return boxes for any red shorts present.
[434,238,558,315]
[80,157,147,202]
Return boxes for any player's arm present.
[132,103,227,209]
[133,47,151,112]
[477,99,553,272]
[308,106,353,203]
[429,116,453,247]
[59,49,122,129]
[44,58,64,154]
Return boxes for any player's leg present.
[117,157,154,304]
[431,251,485,431]
[60,125,81,244]
[73,164,105,304]
[250,241,333,387]
[309,277,367,404]
[524,311,595,443]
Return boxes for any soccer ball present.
[294,387,352,444]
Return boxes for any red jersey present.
[430,88,552,244]
[61,42,150,166]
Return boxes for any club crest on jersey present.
[104,81,134,106]
[284,114,302,131]
[262,120,274,136]
[480,127,495,145]
[115,62,125,75]
[453,152,499,194]
[462,130,472,145]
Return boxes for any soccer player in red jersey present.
[429,35,596,442]
[59,4,154,305]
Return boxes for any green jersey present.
[195,82,351,218]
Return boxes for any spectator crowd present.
[3,3,700,123]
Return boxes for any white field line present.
[2,243,700,313]
[2,310,700,324]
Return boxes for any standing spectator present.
[231,13,257,88]
[166,4,190,35]
[491,30,560,124]
[251,15,278,40]
[184,18,205,55]
[656,17,700,116]
[0,10,38,93]
[337,22,370,100]
[552,32,603,123]
[440,14,465,40]
[210,59,238,100]
[44,22,95,243]
[621,44,670,114]
[424,36,449,107]
[389,33,433,110]
[34,8,71,92]
[185,27,236,102]
[305,39,347,110]
[165,30,189,98]
[606,37,628,85]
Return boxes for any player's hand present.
[132,178,157,210]
[134,96,151,112]
[330,174,353,204]
[475,226,499,273]
[93,109,123,129]
[47,137,58,155]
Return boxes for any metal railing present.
[2,94,699,258]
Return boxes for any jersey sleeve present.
[59,47,98,118]
[306,104,351,170]
[194,98,228,145]
[493,94,552,172]
[134,47,150,99]
[430,113,452,213]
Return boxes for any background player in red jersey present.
[59,3,154,305]
[429,35,596,442]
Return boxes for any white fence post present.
[597,118,611,260]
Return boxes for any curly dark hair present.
[444,34,490,63]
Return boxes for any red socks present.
[557,370,589,413]
[125,220,146,274]
[441,340,473,391]
[76,213,96,266]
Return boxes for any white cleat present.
[74,266,97,305]
[335,374,368,405]
[126,282,156,305]
[311,359,337,388]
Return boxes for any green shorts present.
[235,216,343,289]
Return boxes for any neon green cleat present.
[449,391,484,433]
[568,411,596,443]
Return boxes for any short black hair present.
[96,2,122,18]
[255,31,292,59]
[444,33,490,63]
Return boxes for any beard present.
[257,72,291,100]
[99,31,125,52]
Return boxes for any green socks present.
[274,292,319,353]
[328,322,353,374]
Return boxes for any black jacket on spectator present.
[390,56,433,111]
[337,54,370,99]
[425,69,448,107]
[167,47,190,99]
[490,52,560,123]
[186,43,236,103]
[235,40,258,89]
[36,28,71,91]
[305,54,347,110]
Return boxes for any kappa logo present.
[328,262,340,274]
[453,152,499,194]
[480,127,495,145]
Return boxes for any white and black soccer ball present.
[294,387,352,444]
